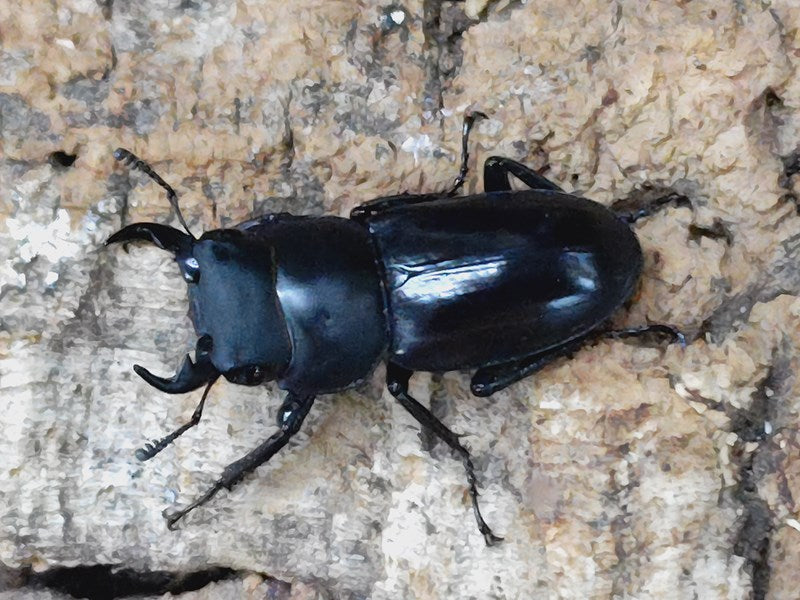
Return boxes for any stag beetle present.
[107,114,684,545]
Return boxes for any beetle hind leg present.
[471,337,590,397]
[386,363,503,546]
[471,324,685,397]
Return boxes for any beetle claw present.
[162,508,183,530]
[135,440,163,462]
[482,531,504,546]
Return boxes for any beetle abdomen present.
[363,191,643,372]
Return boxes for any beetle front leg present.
[386,362,503,546]
[163,392,315,529]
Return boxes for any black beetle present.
[107,115,684,545]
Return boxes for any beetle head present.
[107,224,292,391]
[188,230,291,385]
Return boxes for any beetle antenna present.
[114,148,195,238]
[135,380,216,461]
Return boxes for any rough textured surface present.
[2,0,800,598]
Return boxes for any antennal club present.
[135,380,216,462]
[114,148,195,238]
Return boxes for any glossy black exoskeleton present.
[107,115,684,545]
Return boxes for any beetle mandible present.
[107,114,685,545]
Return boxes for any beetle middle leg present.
[483,156,565,193]
[350,112,489,221]
[163,392,315,529]
[386,362,503,546]
[447,111,488,196]
[613,192,692,224]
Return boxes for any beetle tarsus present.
[448,111,488,197]
[163,483,221,530]
[135,442,160,462]
[135,381,215,461]
[604,323,687,348]
[614,192,692,224]
[386,363,503,546]
[161,392,315,528]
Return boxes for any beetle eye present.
[196,334,213,359]
[181,256,200,283]
[248,366,264,384]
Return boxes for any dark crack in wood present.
[4,564,292,600]
[729,352,792,600]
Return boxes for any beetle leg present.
[471,336,591,397]
[351,113,489,222]
[136,380,215,461]
[447,111,488,197]
[613,192,692,224]
[483,156,565,193]
[350,192,443,222]
[603,323,686,347]
[163,392,315,529]
[386,362,503,546]
[472,324,685,397]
